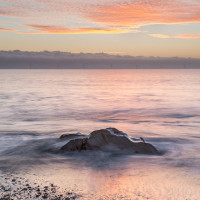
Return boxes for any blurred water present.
[0,69,200,199]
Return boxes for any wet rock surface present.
[59,128,159,155]
[59,133,87,140]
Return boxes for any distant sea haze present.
[0,50,200,69]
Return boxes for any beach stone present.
[59,128,159,155]
[60,138,88,151]
[59,133,86,140]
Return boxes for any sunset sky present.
[0,0,200,57]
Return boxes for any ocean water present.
[0,69,200,199]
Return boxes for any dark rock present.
[59,128,159,155]
[67,192,72,195]
[0,194,11,200]
[42,193,48,199]
[60,138,88,151]
[59,133,86,140]
[106,127,127,136]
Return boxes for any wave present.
[0,128,199,172]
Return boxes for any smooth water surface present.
[0,69,200,199]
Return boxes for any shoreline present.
[0,172,79,200]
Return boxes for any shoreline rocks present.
[0,174,78,200]
[59,128,159,155]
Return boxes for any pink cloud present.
[178,34,200,39]
[0,0,200,34]
[1,0,199,25]
[149,33,200,39]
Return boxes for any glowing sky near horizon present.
[0,0,200,57]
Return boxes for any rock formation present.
[59,128,159,155]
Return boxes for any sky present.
[0,0,200,58]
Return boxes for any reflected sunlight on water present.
[0,69,200,199]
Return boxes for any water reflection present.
[0,69,200,199]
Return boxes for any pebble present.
[0,174,79,200]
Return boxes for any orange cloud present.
[178,34,200,39]
[1,0,200,25]
[1,0,200,34]
[1,24,126,34]
[149,33,200,39]
[0,27,17,32]
[86,0,200,26]
[27,24,126,34]
[149,34,171,38]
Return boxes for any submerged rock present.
[59,132,87,140]
[59,128,159,155]
[61,138,88,151]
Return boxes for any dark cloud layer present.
[0,50,199,69]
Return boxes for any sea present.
[0,69,200,200]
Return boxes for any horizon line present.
[0,50,200,60]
